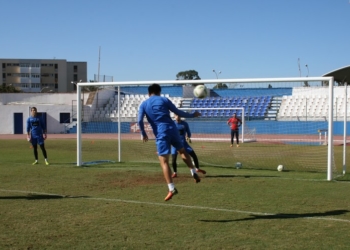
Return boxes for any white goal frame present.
[76,76,335,180]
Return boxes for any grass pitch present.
[0,139,350,249]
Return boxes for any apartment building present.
[0,59,87,93]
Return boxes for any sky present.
[1,0,350,82]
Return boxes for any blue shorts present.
[156,127,184,156]
[171,141,193,155]
[31,135,45,146]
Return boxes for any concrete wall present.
[0,88,117,134]
[0,104,72,134]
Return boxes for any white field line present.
[0,188,349,223]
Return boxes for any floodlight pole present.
[212,69,221,79]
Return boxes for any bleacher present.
[189,96,272,118]
[277,95,344,120]
[92,93,182,121]
[88,86,342,123]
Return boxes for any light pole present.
[213,69,222,89]
[212,69,221,79]
[304,65,309,87]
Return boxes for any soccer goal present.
[75,77,344,181]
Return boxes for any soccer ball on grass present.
[235,162,242,169]
[277,165,284,172]
[193,85,208,99]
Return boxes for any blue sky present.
[2,0,349,82]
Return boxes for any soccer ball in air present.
[235,162,242,169]
[277,165,284,172]
[193,85,208,99]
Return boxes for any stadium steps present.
[265,96,282,120]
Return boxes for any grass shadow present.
[205,175,280,178]
[199,209,349,223]
[0,194,89,200]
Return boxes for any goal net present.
[75,77,341,180]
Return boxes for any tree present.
[176,70,201,86]
[0,84,21,93]
[176,70,201,80]
[213,83,228,89]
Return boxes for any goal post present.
[76,77,338,180]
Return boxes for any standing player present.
[27,107,49,165]
[171,114,206,178]
[227,113,242,147]
[138,84,201,201]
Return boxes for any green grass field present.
[1,139,350,249]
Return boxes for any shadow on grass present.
[199,209,349,223]
[205,175,279,178]
[0,194,89,200]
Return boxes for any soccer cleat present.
[164,188,178,201]
[196,168,206,174]
[193,173,201,183]
[237,144,240,147]
[230,144,233,147]
[45,160,50,166]
[171,173,177,178]
[32,161,38,165]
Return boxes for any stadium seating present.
[90,88,342,122]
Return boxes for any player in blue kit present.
[171,114,206,178]
[138,84,201,201]
[26,107,49,165]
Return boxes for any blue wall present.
[71,121,350,136]
[187,121,330,135]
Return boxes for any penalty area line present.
[1,188,350,223]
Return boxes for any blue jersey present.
[27,116,46,138]
[176,120,191,141]
[171,120,193,155]
[138,95,195,138]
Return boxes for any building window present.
[73,74,78,81]
[74,65,78,73]
[60,113,71,124]
[2,63,5,69]
[2,73,5,78]
[55,64,58,69]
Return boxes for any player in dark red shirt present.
[227,113,242,147]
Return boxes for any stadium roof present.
[323,65,350,83]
